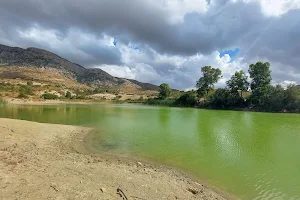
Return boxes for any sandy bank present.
[3,98,104,105]
[0,118,228,200]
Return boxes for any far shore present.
[2,98,111,105]
[0,118,230,200]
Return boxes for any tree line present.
[156,62,300,112]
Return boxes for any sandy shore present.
[3,98,100,105]
[0,118,228,200]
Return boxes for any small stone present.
[137,162,143,167]
[100,187,106,193]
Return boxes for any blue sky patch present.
[220,48,240,60]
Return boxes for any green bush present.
[174,91,198,107]
[146,98,175,106]
[65,91,72,99]
[19,85,33,95]
[75,95,87,100]
[41,93,58,100]
[17,92,28,99]
[208,88,244,109]
[0,82,15,92]
[27,81,33,86]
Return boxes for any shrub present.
[17,92,28,99]
[75,95,87,99]
[65,91,72,99]
[19,85,33,95]
[209,88,244,109]
[146,98,175,106]
[41,93,58,100]
[27,81,33,86]
[174,91,198,107]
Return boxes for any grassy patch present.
[145,98,175,106]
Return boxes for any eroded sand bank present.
[0,118,228,200]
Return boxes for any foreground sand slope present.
[0,118,227,200]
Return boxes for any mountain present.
[0,44,159,92]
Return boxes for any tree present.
[65,91,72,99]
[174,90,198,107]
[209,88,244,108]
[196,66,222,97]
[283,84,300,111]
[226,70,249,97]
[267,85,285,112]
[159,83,172,99]
[248,62,271,107]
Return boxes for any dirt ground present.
[0,118,228,200]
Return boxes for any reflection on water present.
[1,104,300,199]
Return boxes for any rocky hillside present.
[0,44,159,91]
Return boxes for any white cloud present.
[98,63,160,84]
[277,80,297,89]
[99,44,250,89]
[97,65,136,79]
[244,0,300,16]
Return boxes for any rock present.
[137,162,143,167]
[100,187,106,193]
[187,187,199,195]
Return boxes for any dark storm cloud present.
[0,0,300,88]
[78,44,122,66]
[0,0,262,55]
[0,0,298,57]
[244,9,300,67]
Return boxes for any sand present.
[0,118,229,200]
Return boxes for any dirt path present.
[0,118,228,200]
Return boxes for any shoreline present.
[2,98,109,105]
[3,97,298,115]
[0,118,230,200]
[83,130,236,200]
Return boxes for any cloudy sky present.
[0,0,299,89]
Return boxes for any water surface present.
[1,103,300,199]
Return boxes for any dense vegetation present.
[151,62,300,113]
[41,93,58,100]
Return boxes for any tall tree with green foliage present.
[283,84,300,111]
[248,62,271,106]
[226,70,249,97]
[159,83,172,99]
[196,66,222,97]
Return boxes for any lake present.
[1,103,299,199]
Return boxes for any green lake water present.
[0,103,300,199]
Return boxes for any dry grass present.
[0,66,89,89]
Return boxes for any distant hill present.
[0,44,160,92]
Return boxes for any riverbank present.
[2,98,106,105]
[2,97,146,105]
[0,118,228,200]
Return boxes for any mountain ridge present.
[0,44,160,91]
